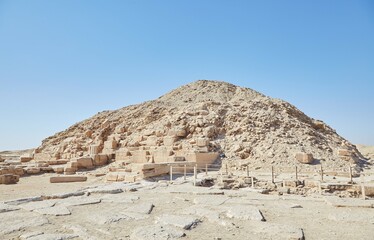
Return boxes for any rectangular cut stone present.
[93,154,108,166]
[131,150,149,163]
[50,176,87,183]
[20,155,33,162]
[0,174,20,184]
[104,140,117,149]
[185,152,219,167]
[295,153,314,164]
[34,153,54,161]
[196,138,209,147]
[76,157,94,169]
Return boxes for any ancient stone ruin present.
[0,80,367,184]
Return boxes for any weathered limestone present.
[131,224,186,240]
[92,154,108,166]
[47,159,69,165]
[225,205,265,221]
[295,153,314,164]
[89,145,100,156]
[0,203,20,213]
[0,211,49,235]
[20,154,33,162]
[76,157,94,169]
[34,206,71,216]
[196,138,209,147]
[50,176,87,183]
[338,148,358,163]
[163,136,176,146]
[0,174,20,184]
[25,167,41,175]
[33,153,54,162]
[132,163,169,179]
[156,214,200,230]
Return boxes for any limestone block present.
[89,145,100,155]
[196,138,209,147]
[85,129,93,138]
[153,148,174,163]
[34,153,53,161]
[40,167,54,172]
[131,150,149,163]
[52,166,64,174]
[93,154,108,166]
[0,174,19,184]
[132,163,169,178]
[76,157,94,169]
[20,154,33,163]
[48,159,69,165]
[146,136,158,146]
[26,167,41,174]
[64,167,77,174]
[0,156,3,162]
[168,128,187,138]
[163,136,176,146]
[185,152,219,167]
[144,129,155,136]
[14,168,25,176]
[295,153,314,164]
[104,139,117,149]
[115,149,131,161]
[50,176,87,183]
[106,172,119,182]
[125,174,137,183]
[66,161,78,170]
[338,149,352,156]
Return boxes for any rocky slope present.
[34,80,366,171]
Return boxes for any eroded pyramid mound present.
[34,80,365,173]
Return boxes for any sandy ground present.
[1,173,373,240]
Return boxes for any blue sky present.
[0,0,373,150]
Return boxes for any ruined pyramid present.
[33,80,366,176]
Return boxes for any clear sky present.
[0,0,373,150]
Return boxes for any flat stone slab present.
[225,205,265,221]
[44,191,85,199]
[328,211,374,224]
[100,194,139,203]
[182,205,225,225]
[0,211,49,235]
[126,202,154,214]
[193,195,230,206]
[87,210,132,224]
[252,223,305,240]
[20,232,78,240]
[20,199,58,211]
[131,224,185,240]
[85,185,123,194]
[156,214,200,230]
[4,196,43,205]
[58,196,101,207]
[50,176,87,183]
[324,196,374,208]
[0,202,20,213]
[34,206,71,216]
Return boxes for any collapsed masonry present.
[0,80,367,184]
